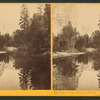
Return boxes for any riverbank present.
[53,51,85,58]
[53,48,97,58]
[0,47,18,54]
[0,51,6,54]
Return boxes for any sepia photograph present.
[53,4,100,90]
[0,4,51,90]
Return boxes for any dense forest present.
[53,20,100,53]
[0,4,50,56]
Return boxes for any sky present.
[53,4,100,36]
[0,4,44,35]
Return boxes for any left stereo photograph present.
[0,4,51,90]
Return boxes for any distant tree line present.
[54,21,100,52]
[0,33,13,50]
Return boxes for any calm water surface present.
[53,51,100,90]
[0,52,50,90]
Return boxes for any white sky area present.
[53,4,100,36]
[0,4,44,35]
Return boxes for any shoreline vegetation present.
[0,4,50,57]
[53,21,100,58]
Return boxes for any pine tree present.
[43,4,50,50]
[19,4,29,30]
[44,4,50,32]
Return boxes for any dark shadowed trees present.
[13,4,50,55]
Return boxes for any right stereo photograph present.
[53,4,100,90]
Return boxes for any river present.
[53,51,100,90]
[0,52,50,90]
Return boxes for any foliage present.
[0,33,12,50]
[75,34,91,51]
[92,30,100,48]
[19,4,29,30]
[53,21,100,52]
[12,4,50,55]
[53,21,78,51]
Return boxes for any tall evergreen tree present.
[19,4,29,30]
[43,4,50,50]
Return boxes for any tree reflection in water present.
[54,57,78,77]
[53,51,100,90]
[13,53,51,90]
[0,52,50,90]
[0,53,9,63]
[0,53,10,78]
[53,57,79,90]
